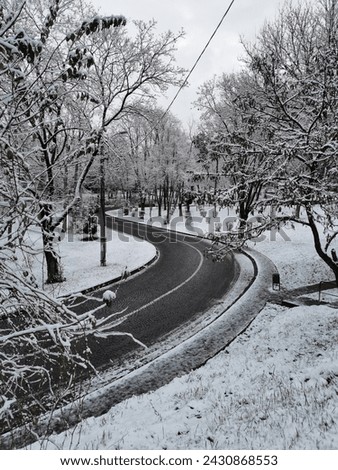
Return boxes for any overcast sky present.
[90,0,313,127]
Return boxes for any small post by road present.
[272,273,280,290]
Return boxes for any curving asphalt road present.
[0,215,244,447]
[2,212,281,448]
[73,214,238,370]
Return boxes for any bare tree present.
[242,0,338,282]
[0,0,127,283]
[193,1,338,278]
[1,2,186,282]
[195,72,275,229]
[0,0,150,441]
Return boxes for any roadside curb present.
[57,242,160,300]
[58,251,160,299]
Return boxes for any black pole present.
[100,155,106,266]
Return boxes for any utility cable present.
[107,0,237,156]
[161,0,237,120]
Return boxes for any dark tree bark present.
[38,203,65,284]
[306,207,338,286]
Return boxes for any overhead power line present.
[106,0,237,160]
[162,0,237,120]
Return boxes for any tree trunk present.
[306,207,338,286]
[178,202,183,217]
[214,157,219,193]
[39,203,65,284]
[156,185,163,217]
[294,204,301,218]
[43,234,65,284]
[238,201,249,238]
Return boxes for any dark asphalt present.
[0,215,239,444]
[73,215,238,369]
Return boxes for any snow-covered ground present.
[27,205,338,450]
[11,225,156,298]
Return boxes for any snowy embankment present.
[28,205,338,450]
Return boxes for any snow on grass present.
[247,224,336,290]
[12,226,156,298]
[32,303,338,450]
[27,207,338,450]
[111,205,338,290]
